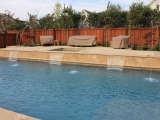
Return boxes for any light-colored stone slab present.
[0,108,39,120]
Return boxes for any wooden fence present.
[1,27,160,48]
[0,33,17,48]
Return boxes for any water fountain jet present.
[20,25,31,45]
[144,21,158,82]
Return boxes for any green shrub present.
[22,43,40,47]
[156,43,160,51]
[136,46,143,50]
[132,43,138,50]
[23,43,29,46]
[143,43,148,50]
[33,43,40,46]
[106,41,110,47]
[132,43,144,50]
[97,42,101,46]
[128,43,131,48]
[148,47,157,51]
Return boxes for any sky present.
[0,0,151,21]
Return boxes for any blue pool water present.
[0,59,160,120]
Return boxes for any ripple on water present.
[49,62,61,65]
[92,99,160,120]
[11,64,19,67]
[106,67,123,71]
[8,59,17,62]
[69,70,78,74]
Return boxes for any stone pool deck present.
[0,45,160,119]
[0,108,39,120]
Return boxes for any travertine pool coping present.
[0,108,39,120]
[0,46,160,70]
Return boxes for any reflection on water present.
[144,77,159,82]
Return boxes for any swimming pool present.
[0,59,160,120]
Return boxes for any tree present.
[54,3,62,19]
[128,2,153,28]
[7,18,26,30]
[87,12,100,28]
[72,11,82,28]
[26,12,39,30]
[53,3,62,28]
[103,3,127,28]
[61,5,74,29]
[39,14,54,29]
[151,9,160,27]
[53,3,82,29]
[0,10,14,32]
[0,10,14,48]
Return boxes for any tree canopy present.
[3,2,160,30]
[128,2,154,28]
[0,10,14,32]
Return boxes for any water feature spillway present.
[0,59,159,120]
[8,51,19,61]
[49,52,63,65]
[8,51,19,66]
[107,56,125,71]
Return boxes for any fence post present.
[106,28,110,47]
[33,30,36,44]
[125,26,128,35]
[131,28,134,47]
[77,27,80,35]
[103,26,106,47]
[3,31,6,48]
[66,29,69,45]
[16,30,19,45]
[53,28,56,40]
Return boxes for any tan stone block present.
[140,57,152,68]
[150,58,160,69]
[0,108,39,120]
[62,53,76,62]
[124,57,142,67]
[0,50,10,58]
